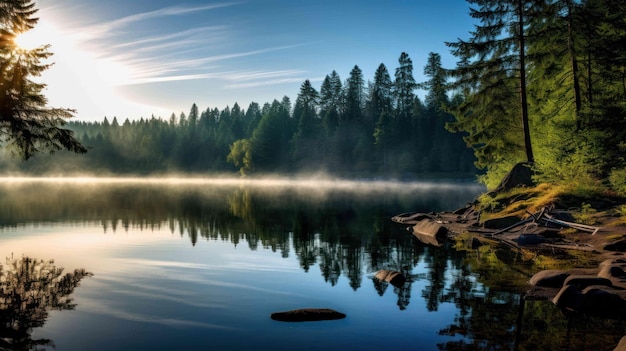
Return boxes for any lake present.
[0,177,624,351]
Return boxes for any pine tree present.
[447,0,537,165]
[370,63,394,168]
[319,70,342,135]
[447,57,526,187]
[422,52,449,112]
[293,79,319,139]
[342,65,364,125]
[369,63,393,120]
[0,0,86,159]
[394,52,417,122]
[188,103,199,128]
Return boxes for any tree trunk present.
[518,0,534,164]
[566,1,582,121]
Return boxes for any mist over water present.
[0,176,485,229]
[2,177,621,350]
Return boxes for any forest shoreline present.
[393,185,626,263]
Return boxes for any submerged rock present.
[374,269,406,288]
[270,308,346,322]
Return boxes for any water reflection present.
[1,179,624,349]
[0,179,481,291]
[0,256,92,351]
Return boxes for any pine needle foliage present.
[0,0,86,160]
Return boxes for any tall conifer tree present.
[447,0,536,164]
[0,0,86,159]
[394,52,417,121]
[342,65,364,125]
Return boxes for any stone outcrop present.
[528,259,626,318]
[491,162,535,194]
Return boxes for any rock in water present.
[374,269,406,288]
[270,308,346,322]
[411,219,448,246]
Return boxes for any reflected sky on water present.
[0,178,624,350]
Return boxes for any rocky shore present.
[392,165,626,350]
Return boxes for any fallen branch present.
[487,209,546,237]
[542,213,602,235]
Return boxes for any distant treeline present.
[1,52,476,177]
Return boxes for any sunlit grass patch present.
[572,202,598,225]
[475,182,623,224]
[476,183,566,221]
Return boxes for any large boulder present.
[598,259,626,290]
[492,162,535,194]
[552,284,581,311]
[411,219,448,246]
[563,275,612,289]
[577,286,626,318]
[529,270,570,288]
[530,259,626,318]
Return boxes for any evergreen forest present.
[1,0,625,193]
[0,52,476,178]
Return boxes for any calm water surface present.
[0,178,624,351]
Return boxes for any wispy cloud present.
[74,3,240,42]
[226,76,323,89]
[121,46,306,85]
[125,70,309,86]
[39,0,313,118]
[47,1,310,88]
[190,44,306,65]
[223,70,308,82]
[114,26,230,51]
[128,73,224,85]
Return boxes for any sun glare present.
[8,16,162,120]
[13,22,51,50]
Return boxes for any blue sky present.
[26,0,475,122]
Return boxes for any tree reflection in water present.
[0,256,92,351]
[4,181,626,349]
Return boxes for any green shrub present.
[574,202,597,225]
[609,168,626,196]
